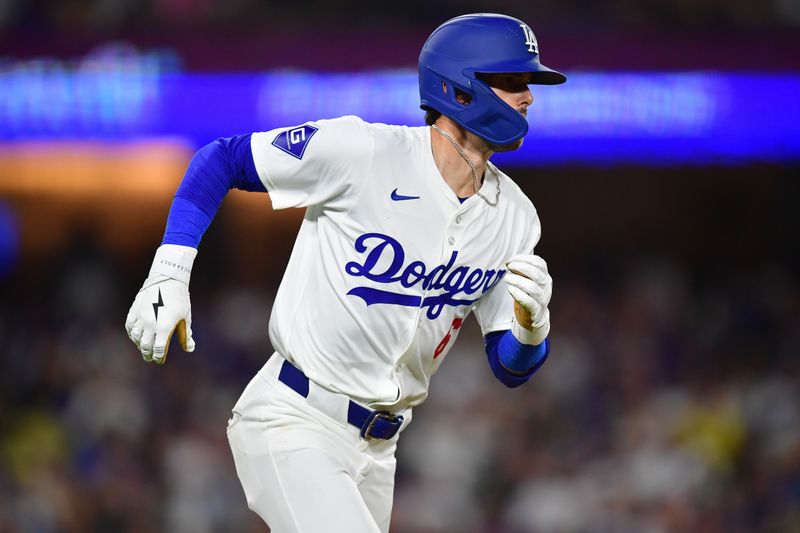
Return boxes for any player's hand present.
[126,275,195,364]
[125,244,198,364]
[505,253,551,345]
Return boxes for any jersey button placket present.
[448,208,469,247]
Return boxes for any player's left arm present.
[472,199,551,387]
[483,253,552,387]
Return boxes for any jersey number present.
[434,318,463,359]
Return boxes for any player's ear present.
[441,81,472,105]
[455,89,472,106]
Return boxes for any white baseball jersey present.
[250,115,541,410]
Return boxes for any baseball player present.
[125,13,565,532]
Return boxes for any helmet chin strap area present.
[432,124,501,207]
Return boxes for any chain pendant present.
[431,124,500,207]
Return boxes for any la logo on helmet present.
[520,24,538,53]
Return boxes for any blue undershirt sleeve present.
[484,330,550,388]
[162,134,266,247]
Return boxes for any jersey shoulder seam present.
[337,118,376,217]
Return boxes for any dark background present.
[1,1,799,532]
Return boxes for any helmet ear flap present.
[428,73,475,108]
[440,81,472,106]
[444,78,476,107]
[421,68,528,145]
[454,87,473,106]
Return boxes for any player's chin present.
[488,138,524,152]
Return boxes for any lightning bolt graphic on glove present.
[152,288,164,320]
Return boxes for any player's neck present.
[430,118,492,199]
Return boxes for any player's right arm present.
[125,117,371,364]
[125,134,265,364]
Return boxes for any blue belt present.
[278,359,404,441]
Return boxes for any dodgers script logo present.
[345,233,506,319]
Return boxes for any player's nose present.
[519,94,533,116]
[521,87,533,107]
[516,88,533,115]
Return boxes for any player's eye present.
[501,76,527,91]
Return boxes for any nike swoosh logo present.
[391,188,420,201]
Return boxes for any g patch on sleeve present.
[271,124,319,160]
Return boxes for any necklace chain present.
[431,124,500,207]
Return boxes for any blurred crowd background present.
[1,0,800,31]
[2,1,800,532]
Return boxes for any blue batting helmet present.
[419,13,566,145]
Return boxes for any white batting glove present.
[125,244,197,364]
[505,254,552,346]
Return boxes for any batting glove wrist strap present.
[512,308,550,346]
[149,244,197,285]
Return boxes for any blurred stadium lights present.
[0,141,190,197]
[1,46,799,166]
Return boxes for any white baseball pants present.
[227,354,406,533]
